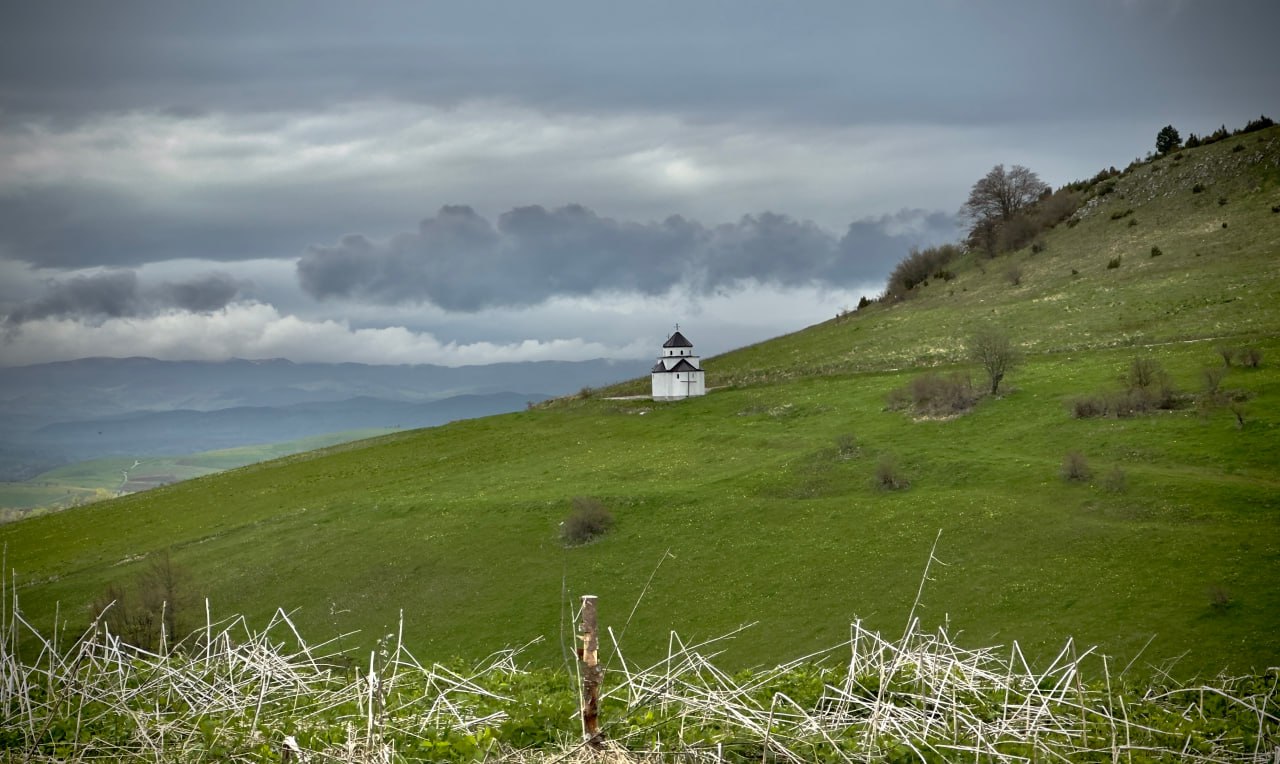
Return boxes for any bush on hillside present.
[887,372,979,417]
[968,326,1020,395]
[1107,256,1121,269]
[1061,451,1091,482]
[1239,347,1263,368]
[1241,114,1275,133]
[89,550,193,652]
[873,455,909,491]
[1150,245,1163,258]
[1068,358,1185,419]
[1068,395,1107,419]
[1102,467,1128,494]
[1208,585,1235,612]
[885,244,962,299]
[1202,366,1226,395]
[1126,357,1180,410]
[561,497,614,546]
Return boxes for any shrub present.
[1241,114,1274,133]
[835,433,858,459]
[995,213,1039,252]
[857,295,872,310]
[1229,400,1248,428]
[1231,144,1244,153]
[889,372,978,417]
[1218,196,1228,206]
[1150,245,1163,258]
[874,455,909,491]
[1272,205,1280,214]
[1110,208,1134,220]
[561,497,614,545]
[1066,217,1080,228]
[1102,467,1128,493]
[1217,346,1236,366]
[1061,451,1091,482]
[1127,218,1138,227]
[968,326,1020,395]
[1097,181,1116,196]
[1005,265,1023,286]
[1240,347,1263,368]
[1069,395,1107,419]
[1208,585,1235,612]
[1030,241,1046,254]
[1202,366,1226,394]
[1106,256,1121,269]
[1192,183,1206,194]
[886,243,962,298]
[1127,357,1178,409]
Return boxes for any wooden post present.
[579,594,604,746]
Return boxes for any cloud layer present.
[4,271,245,326]
[297,205,958,311]
[1,1,1274,366]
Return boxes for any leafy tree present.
[1156,124,1181,154]
[961,164,1049,226]
[967,326,1020,395]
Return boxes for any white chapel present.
[650,327,706,401]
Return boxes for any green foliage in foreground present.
[1,126,1278,681]
[3,602,1276,763]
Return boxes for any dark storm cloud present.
[0,184,382,269]
[3,2,1276,127]
[297,205,956,310]
[153,272,243,312]
[3,270,246,326]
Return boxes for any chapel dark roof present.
[651,358,700,374]
[662,331,693,349]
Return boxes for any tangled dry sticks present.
[3,586,1277,764]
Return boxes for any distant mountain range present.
[0,356,644,479]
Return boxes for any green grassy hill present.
[4,128,1279,678]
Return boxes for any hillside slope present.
[4,127,1278,676]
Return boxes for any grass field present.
[3,127,1278,679]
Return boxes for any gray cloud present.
[0,183,364,269]
[3,2,1276,130]
[4,270,246,326]
[297,205,957,311]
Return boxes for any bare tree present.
[137,549,190,650]
[961,164,1049,225]
[968,326,1020,395]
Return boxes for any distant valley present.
[0,356,644,509]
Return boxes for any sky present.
[0,0,1275,367]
